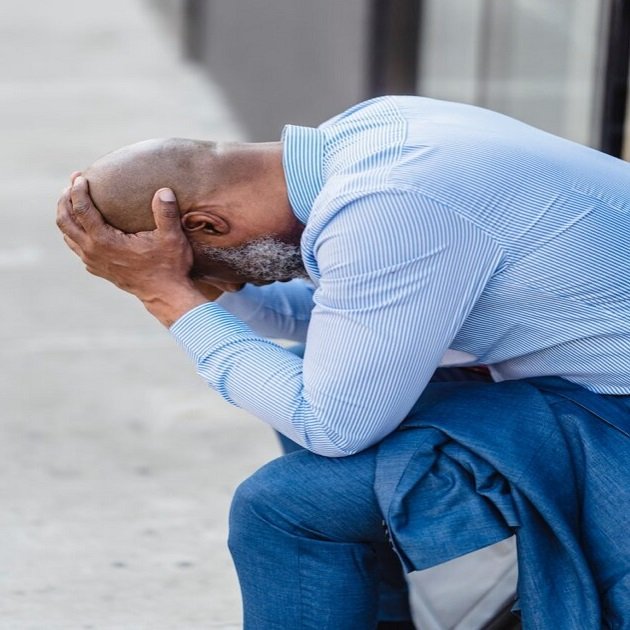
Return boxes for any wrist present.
[141,281,208,327]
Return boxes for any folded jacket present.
[375,376,630,629]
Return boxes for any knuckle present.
[159,206,179,220]
[72,199,90,214]
[161,231,180,245]
[56,200,69,220]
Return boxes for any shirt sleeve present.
[216,279,314,342]
[170,191,504,457]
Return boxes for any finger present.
[55,186,71,224]
[56,187,87,243]
[63,234,85,259]
[151,188,182,233]
[70,176,107,233]
[70,171,82,184]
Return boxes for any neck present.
[236,141,293,212]
[220,141,284,185]
[211,141,301,243]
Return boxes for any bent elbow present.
[307,443,355,458]
[304,431,381,458]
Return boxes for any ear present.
[181,209,230,236]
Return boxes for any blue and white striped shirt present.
[171,96,630,456]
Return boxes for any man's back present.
[305,96,630,393]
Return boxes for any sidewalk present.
[0,1,278,628]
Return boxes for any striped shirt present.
[171,96,630,457]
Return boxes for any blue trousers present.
[230,368,492,629]
[228,372,630,629]
[229,435,409,629]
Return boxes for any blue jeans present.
[229,437,402,629]
[228,371,630,628]
[230,367,492,629]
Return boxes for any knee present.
[228,459,290,554]
[229,469,265,534]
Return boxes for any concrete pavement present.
[0,1,279,628]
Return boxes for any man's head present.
[84,137,306,290]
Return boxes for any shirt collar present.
[281,124,325,224]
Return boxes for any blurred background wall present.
[173,0,372,140]
[151,0,629,156]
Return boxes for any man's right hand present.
[57,179,212,327]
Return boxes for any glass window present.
[417,0,607,147]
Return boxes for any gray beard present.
[193,237,308,284]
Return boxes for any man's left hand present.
[56,177,208,326]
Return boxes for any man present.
[57,96,630,629]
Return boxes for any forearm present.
[217,279,314,342]
[170,303,356,456]
[170,298,445,457]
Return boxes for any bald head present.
[72,137,304,287]
[84,138,220,233]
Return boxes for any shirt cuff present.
[169,301,253,364]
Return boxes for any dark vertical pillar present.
[182,0,209,62]
[369,0,423,96]
[600,0,630,157]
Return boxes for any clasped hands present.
[56,174,221,327]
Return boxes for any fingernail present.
[158,188,176,202]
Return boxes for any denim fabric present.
[230,377,629,629]
[376,377,630,629]
[271,342,411,625]
[229,443,388,629]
